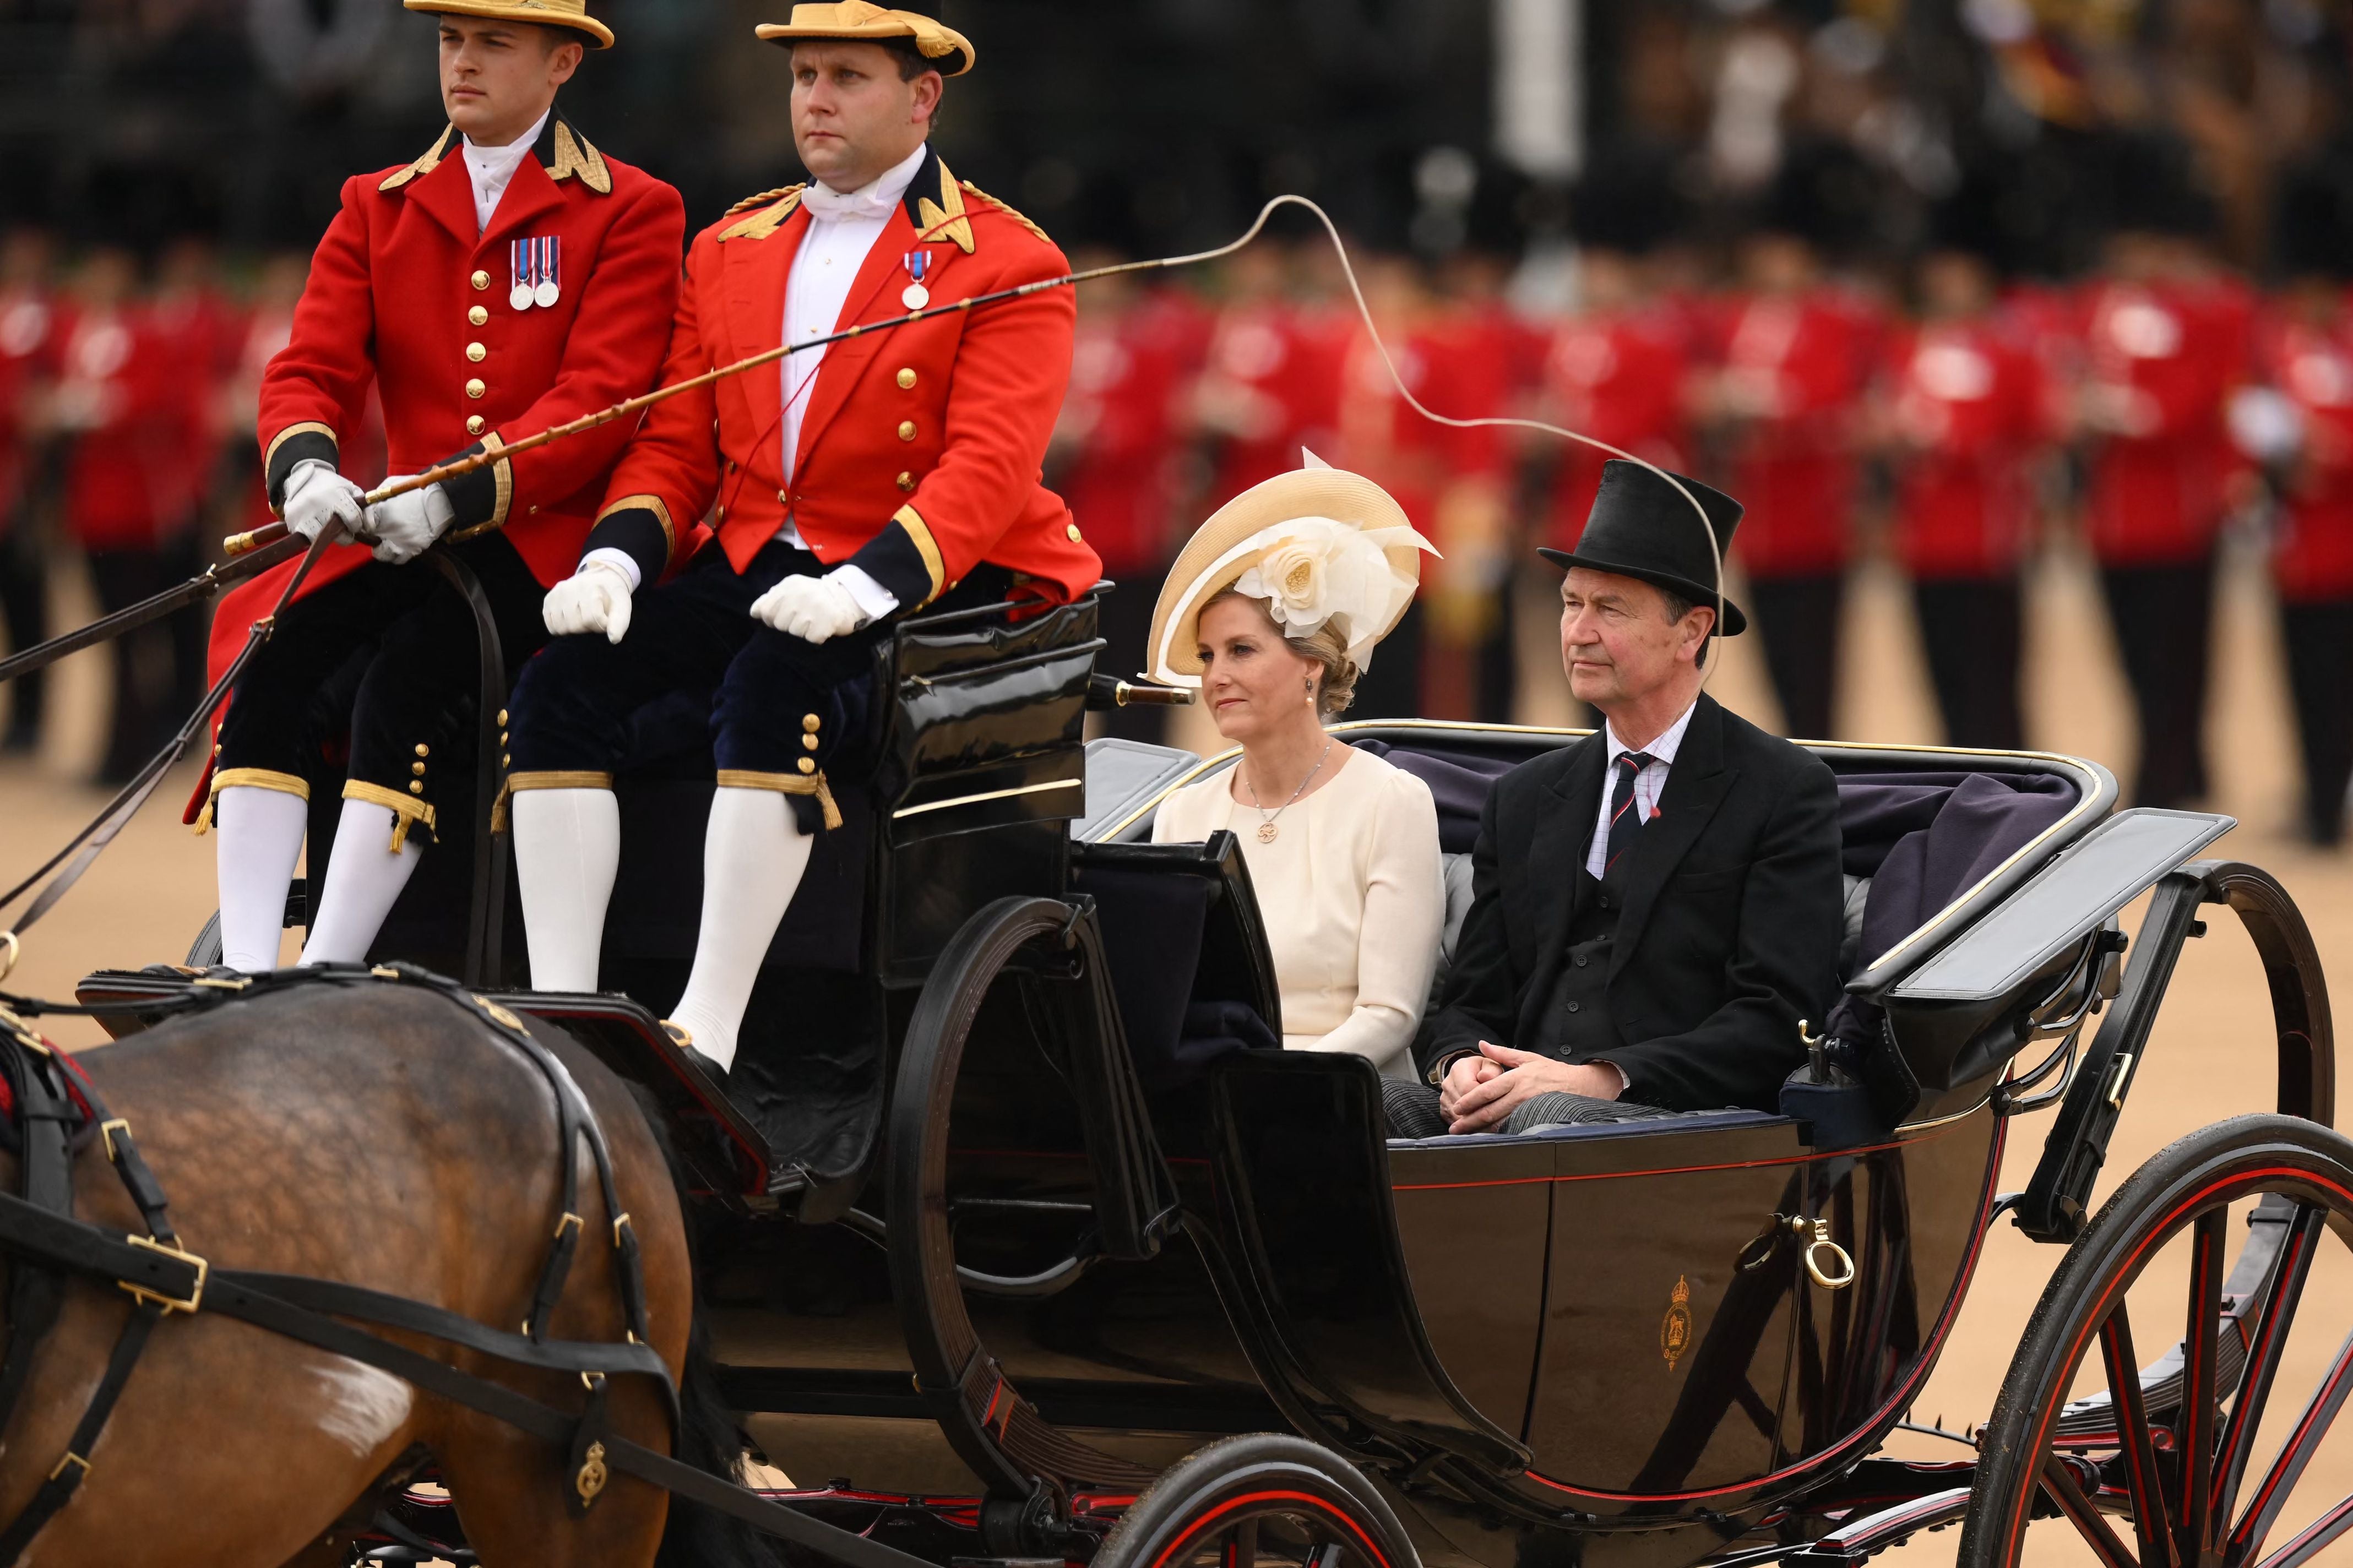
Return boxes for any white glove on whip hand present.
[543,560,635,644]
[363,476,458,564]
[281,460,367,544]
[750,574,867,644]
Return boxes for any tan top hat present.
[404,0,614,48]
[1146,453,1439,687]
[754,2,975,75]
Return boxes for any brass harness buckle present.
[119,1233,209,1315]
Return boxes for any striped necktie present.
[1605,751,1656,884]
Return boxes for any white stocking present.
[299,799,423,965]
[511,787,622,993]
[214,786,308,972]
[666,787,812,1071]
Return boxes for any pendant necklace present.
[1244,738,1334,843]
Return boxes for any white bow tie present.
[801,180,900,224]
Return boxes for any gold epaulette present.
[718,184,806,242]
[380,127,455,193]
[550,121,612,195]
[960,181,1053,248]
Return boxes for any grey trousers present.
[1379,1078,1676,1139]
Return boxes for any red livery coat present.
[2259,306,2353,602]
[186,113,684,821]
[1883,317,2052,579]
[2074,279,2238,566]
[56,306,188,550]
[585,146,1096,608]
[215,115,684,665]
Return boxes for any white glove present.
[281,459,367,544]
[363,476,458,564]
[543,560,635,645]
[749,573,867,644]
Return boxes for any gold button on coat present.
[802,714,821,732]
[467,342,487,363]
[1066,523,1083,542]
[802,734,819,751]
[466,416,486,435]
[469,305,489,326]
[896,421,916,442]
[895,367,917,389]
[497,710,508,726]
[471,270,491,291]
[415,744,430,758]
[412,763,427,777]
[797,758,816,775]
[409,781,426,796]
[466,379,486,400]
[896,471,915,492]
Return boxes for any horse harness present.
[0,963,926,1568]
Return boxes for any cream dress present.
[1153,746,1444,1080]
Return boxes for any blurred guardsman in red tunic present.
[2071,145,2237,809]
[2247,166,2353,844]
[1702,156,1878,740]
[503,4,1096,1079]
[1194,242,1347,510]
[1878,197,2052,752]
[149,232,244,721]
[0,226,58,755]
[1050,251,1200,741]
[189,0,685,974]
[50,247,195,781]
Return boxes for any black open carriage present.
[77,577,2345,1568]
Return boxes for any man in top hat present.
[501,2,1098,1079]
[1385,461,1844,1135]
[187,0,684,974]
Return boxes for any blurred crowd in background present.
[1,0,2351,843]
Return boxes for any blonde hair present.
[1203,589,1360,718]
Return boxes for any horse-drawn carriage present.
[59,578,2349,1568]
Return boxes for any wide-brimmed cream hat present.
[754,2,975,75]
[1146,454,1438,686]
[405,0,613,48]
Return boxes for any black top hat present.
[1537,460,1747,636]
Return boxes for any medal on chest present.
[901,248,930,312]
[510,236,561,312]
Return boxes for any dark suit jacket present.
[1417,693,1844,1112]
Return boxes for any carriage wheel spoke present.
[1223,1515,1258,1568]
[2227,1323,2353,1565]
[2178,1210,2227,1558]
[2103,1300,2181,1568]
[2042,1455,2140,1568]
[2249,1492,2353,1568]
[2214,1205,2324,1533]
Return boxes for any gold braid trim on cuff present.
[447,430,514,541]
[594,493,677,561]
[892,504,946,605]
[262,423,338,518]
[192,767,311,835]
[714,768,843,831]
[344,780,439,853]
[490,770,615,833]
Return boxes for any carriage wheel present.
[1960,1114,2353,1567]
[1091,1435,1417,1568]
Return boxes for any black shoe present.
[660,1020,730,1084]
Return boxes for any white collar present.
[462,108,551,177]
[1604,698,1697,767]
[801,141,929,224]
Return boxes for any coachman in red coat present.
[502,6,1094,1077]
[191,0,685,975]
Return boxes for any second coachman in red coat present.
[503,3,1096,1080]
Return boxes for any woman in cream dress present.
[1148,458,1444,1080]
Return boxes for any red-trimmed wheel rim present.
[1961,1114,2353,1567]
[1093,1434,1415,1568]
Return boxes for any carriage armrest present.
[1073,738,1200,843]
[1873,809,2234,1006]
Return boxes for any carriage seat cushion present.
[1387,1106,1785,1149]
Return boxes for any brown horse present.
[0,979,768,1568]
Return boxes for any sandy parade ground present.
[1,538,2346,1565]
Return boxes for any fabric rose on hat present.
[1233,514,1436,671]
